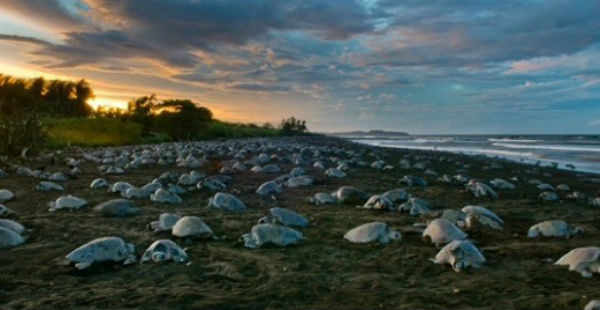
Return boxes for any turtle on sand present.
[527,220,583,238]
[171,216,214,239]
[150,189,183,204]
[149,213,182,232]
[344,222,401,244]
[141,239,188,263]
[93,199,141,217]
[64,236,137,270]
[241,223,304,249]
[258,207,309,227]
[432,240,486,272]
[555,247,600,278]
[423,219,468,246]
[207,192,246,212]
[48,195,88,212]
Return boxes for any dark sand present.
[1,136,599,309]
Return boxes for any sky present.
[0,0,599,134]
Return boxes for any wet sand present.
[1,136,599,309]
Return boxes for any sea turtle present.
[289,167,305,177]
[167,184,186,195]
[313,161,325,169]
[332,186,368,204]
[0,219,24,235]
[423,219,468,246]
[36,181,64,192]
[325,168,346,178]
[197,177,227,191]
[64,236,137,270]
[399,175,427,187]
[0,189,15,203]
[0,204,14,217]
[361,195,395,211]
[439,209,467,227]
[256,181,282,196]
[90,178,109,189]
[141,239,188,263]
[284,176,314,188]
[207,192,246,212]
[123,187,152,199]
[109,181,134,194]
[537,183,555,191]
[261,164,282,174]
[149,213,182,232]
[555,247,600,278]
[527,220,583,238]
[489,178,516,190]
[539,191,559,201]
[382,189,408,204]
[93,199,141,217]
[461,205,504,230]
[241,223,304,249]
[344,222,401,244]
[258,207,310,227]
[48,172,69,182]
[585,300,600,310]
[171,216,214,239]
[466,180,498,199]
[399,197,434,216]
[0,226,25,249]
[432,240,486,272]
[308,192,338,205]
[150,189,183,204]
[48,195,88,211]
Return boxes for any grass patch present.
[196,121,281,140]
[45,117,142,147]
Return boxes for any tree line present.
[0,73,309,155]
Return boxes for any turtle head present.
[151,251,168,263]
[452,259,466,272]
[571,226,584,236]
[257,215,274,224]
[388,230,402,241]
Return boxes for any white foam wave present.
[492,143,600,153]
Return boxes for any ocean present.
[346,135,600,175]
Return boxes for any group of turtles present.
[1,137,600,309]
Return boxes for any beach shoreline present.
[1,135,599,309]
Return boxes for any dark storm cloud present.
[356,0,600,67]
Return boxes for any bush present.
[279,116,308,134]
[46,117,142,147]
[153,100,212,140]
[0,96,45,156]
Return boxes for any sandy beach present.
[1,135,600,310]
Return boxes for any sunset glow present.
[0,1,598,133]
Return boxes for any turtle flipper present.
[75,261,93,270]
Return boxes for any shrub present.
[46,117,142,147]
[0,98,45,156]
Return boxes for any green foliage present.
[153,99,213,140]
[127,94,157,135]
[0,98,45,156]
[46,117,142,147]
[279,116,308,134]
[0,74,94,118]
[196,121,280,140]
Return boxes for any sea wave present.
[488,138,541,143]
[492,143,600,153]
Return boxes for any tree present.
[153,99,212,140]
[128,94,158,135]
[74,79,94,117]
[279,116,308,134]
